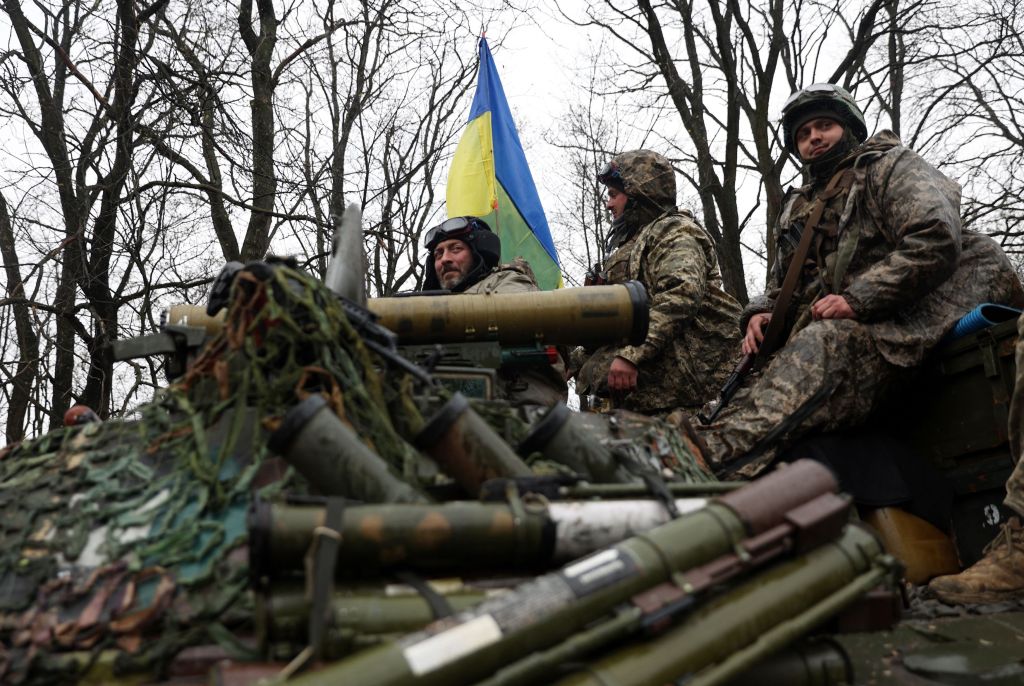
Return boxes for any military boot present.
[928,517,1024,604]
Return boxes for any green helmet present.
[597,150,676,211]
[781,83,867,154]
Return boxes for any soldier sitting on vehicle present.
[422,216,568,407]
[928,313,1024,604]
[572,150,742,416]
[699,83,1024,478]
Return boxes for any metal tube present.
[258,586,493,644]
[552,525,888,686]
[252,497,708,577]
[285,460,838,686]
[250,500,553,578]
[414,394,532,496]
[367,282,649,347]
[267,395,431,504]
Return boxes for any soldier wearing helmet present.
[573,150,742,415]
[699,84,1024,480]
[423,216,503,292]
[422,216,567,406]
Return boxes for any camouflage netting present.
[0,264,428,683]
[0,263,716,684]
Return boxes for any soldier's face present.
[796,117,844,161]
[606,187,628,219]
[433,238,474,288]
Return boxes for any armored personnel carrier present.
[1,210,1021,685]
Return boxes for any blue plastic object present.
[948,303,1022,341]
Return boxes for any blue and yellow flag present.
[446,37,562,289]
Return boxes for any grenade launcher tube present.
[551,525,888,686]
[285,460,838,686]
[250,496,709,578]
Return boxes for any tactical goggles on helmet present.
[597,161,624,187]
[424,216,488,251]
[781,83,846,113]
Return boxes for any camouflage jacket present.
[577,210,742,412]
[463,258,568,406]
[745,131,1024,367]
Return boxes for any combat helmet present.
[781,83,868,154]
[598,150,676,213]
[422,216,501,292]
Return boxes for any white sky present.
[446,4,781,294]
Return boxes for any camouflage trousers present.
[699,319,909,478]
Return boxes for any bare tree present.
[0,191,39,442]
[543,51,634,286]
[558,0,890,301]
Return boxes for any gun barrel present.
[367,282,649,347]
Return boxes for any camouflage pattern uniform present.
[463,257,569,407]
[702,131,1024,477]
[577,150,742,415]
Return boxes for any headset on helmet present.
[781,83,868,154]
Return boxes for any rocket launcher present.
[367,281,649,348]
[150,282,647,348]
[256,582,499,656]
[548,524,897,686]
[369,282,648,399]
[248,495,710,580]
[116,281,649,396]
[285,460,846,686]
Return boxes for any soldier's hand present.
[811,294,856,320]
[608,356,638,393]
[743,313,771,355]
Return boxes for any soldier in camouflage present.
[423,216,567,406]
[700,84,1024,478]
[573,150,742,416]
[929,314,1024,604]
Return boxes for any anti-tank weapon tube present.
[162,282,649,348]
[284,460,840,686]
[267,394,431,504]
[249,496,709,580]
[550,525,894,686]
[368,281,649,347]
[257,584,495,652]
[414,394,532,496]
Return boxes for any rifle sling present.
[754,170,850,371]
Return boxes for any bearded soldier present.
[700,84,1024,477]
[573,150,741,416]
[422,216,567,406]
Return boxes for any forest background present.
[1,0,1022,440]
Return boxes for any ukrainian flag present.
[446,37,562,289]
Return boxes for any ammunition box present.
[901,318,1019,565]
